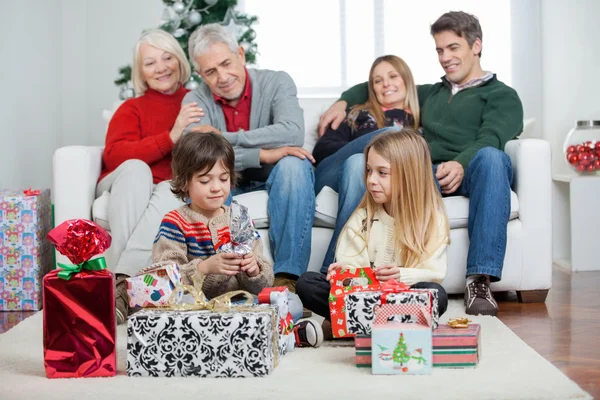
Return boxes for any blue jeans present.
[434,147,513,281]
[232,156,315,278]
[314,128,393,273]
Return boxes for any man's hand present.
[374,265,401,282]
[170,102,205,143]
[197,253,241,276]
[259,146,315,164]
[189,124,222,135]
[317,101,347,137]
[325,262,344,282]
[435,161,464,194]
[240,252,260,277]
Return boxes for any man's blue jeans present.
[316,139,512,281]
[314,129,394,273]
[232,156,315,278]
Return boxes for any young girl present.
[117,132,323,347]
[297,129,450,334]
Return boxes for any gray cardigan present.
[182,69,305,171]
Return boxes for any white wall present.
[0,2,62,189]
[540,0,600,264]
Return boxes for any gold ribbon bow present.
[165,274,254,311]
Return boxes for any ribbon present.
[380,279,410,304]
[23,188,41,196]
[57,257,108,280]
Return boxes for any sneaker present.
[273,275,297,294]
[115,274,129,325]
[293,319,324,348]
[464,275,498,316]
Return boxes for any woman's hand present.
[325,262,344,282]
[374,265,401,282]
[317,101,347,137]
[170,102,205,143]
[240,252,260,277]
[197,253,241,276]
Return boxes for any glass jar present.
[564,120,600,175]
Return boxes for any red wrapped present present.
[42,219,115,378]
[328,267,379,338]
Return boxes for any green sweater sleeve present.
[339,82,369,110]
[453,87,524,168]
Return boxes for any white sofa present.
[53,98,552,300]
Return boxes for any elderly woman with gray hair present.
[98,29,204,323]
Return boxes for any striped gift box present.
[354,324,480,368]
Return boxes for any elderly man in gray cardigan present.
[182,23,315,293]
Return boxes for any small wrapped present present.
[258,286,295,354]
[215,200,259,255]
[43,219,115,379]
[433,323,480,368]
[328,267,380,338]
[126,262,181,307]
[127,276,282,377]
[354,334,372,368]
[371,305,433,375]
[0,189,53,311]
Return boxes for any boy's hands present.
[374,265,401,282]
[240,252,260,277]
[325,262,344,282]
[197,253,241,276]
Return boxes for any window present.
[241,0,511,96]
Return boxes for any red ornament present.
[584,141,593,148]
[568,154,579,165]
[594,160,600,170]
[587,164,595,172]
[579,153,593,166]
[576,145,586,153]
[567,145,577,154]
[595,142,600,150]
[576,164,586,172]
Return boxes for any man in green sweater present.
[315,11,523,316]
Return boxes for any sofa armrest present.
[504,139,552,289]
[53,145,103,225]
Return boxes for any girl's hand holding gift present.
[374,264,401,282]
[240,252,260,277]
[326,262,345,282]
[198,253,241,276]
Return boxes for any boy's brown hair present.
[171,132,237,201]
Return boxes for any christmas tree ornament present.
[187,10,202,25]
[185,80,199,90]
[221,7,248,39]
[172,1,186,14]
[119,87,135,100]
[173,28,186,38]
[205,0,219,5]
[246,29,256,41]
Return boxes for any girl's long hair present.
[339,129,449,268]
[348,55,420,131]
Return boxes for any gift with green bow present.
[42,219,115,379]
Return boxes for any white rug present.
[0,300,591,400]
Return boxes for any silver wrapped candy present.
[218,200,258,256]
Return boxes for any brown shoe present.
[115,274,130,325]
[322,319,334,341]
[273,275,297,294]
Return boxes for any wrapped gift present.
[330,272,439,338]
[354,334,372,368]
[258,286,295,354]
[328,267,380,338]
[43,219,115,378]
[127,303,280,377]
[126,262,181,307]
[433,323,480,368]
[0,189,53,311]
[371,305,433,375]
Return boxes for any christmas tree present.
[114,0,258,99]
[392,332,411,366]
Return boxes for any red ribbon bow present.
[23,188,41,196]
[380,279,410,304]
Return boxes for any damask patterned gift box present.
[0,189,53,311]
[127,304,281,377]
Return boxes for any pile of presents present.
[329,267,481,375]
[1,189,480,379]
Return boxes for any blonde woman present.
[297,129,450,334]
[313,55,420,275]
[97,29,204,323]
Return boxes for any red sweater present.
[100,85,189,184]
